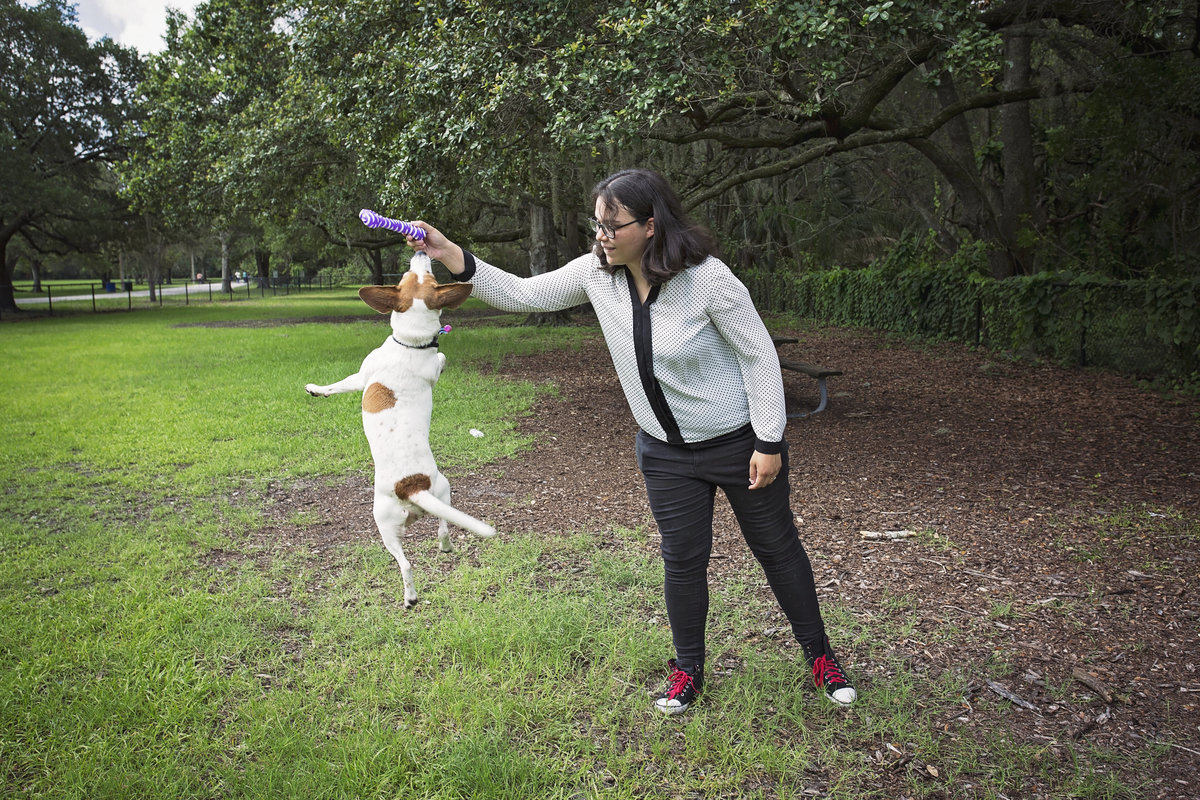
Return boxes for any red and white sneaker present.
[806,636,857,706]
[654,659,703,715]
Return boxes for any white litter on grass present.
[469,429,485,438]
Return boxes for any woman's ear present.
[644,216,655,238]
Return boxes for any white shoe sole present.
[655,699,691,715]
[826,686,858,705]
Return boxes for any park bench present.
[771,336,843,419]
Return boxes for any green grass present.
[2,293,558,495]
[0,294,1154,798]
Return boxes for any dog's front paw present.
[304,384,328,397]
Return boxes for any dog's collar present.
[392,335,439,350]
[391,325,451,350]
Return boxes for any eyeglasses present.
[588,217,646,238]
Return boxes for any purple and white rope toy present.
[359,208,426,240]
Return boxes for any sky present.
[75,0,200,54]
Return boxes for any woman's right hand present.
[407,221,465,275]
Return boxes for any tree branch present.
[656,38,941,149]
[682,81,1089,209]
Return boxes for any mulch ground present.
[251,310,1200,798]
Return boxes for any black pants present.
[636,425,824,670]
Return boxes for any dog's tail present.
[395,475,497,538]
[410,490,497,538]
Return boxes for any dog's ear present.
[359,286,402,314]
[428,283,473,311]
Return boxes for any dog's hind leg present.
[373,492,418,607]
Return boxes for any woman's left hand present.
[748,451,782,490]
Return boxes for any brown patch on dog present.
[362,382,396,413]
[429,282,474,311]
[359,285,401,314]
[394,474,432,498]
[395,272,427,312]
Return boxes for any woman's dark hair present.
[592,168,719,285]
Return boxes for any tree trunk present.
[370,249,384,285]
[562,207,583,259]
[254,248,270,289]
[30,258,42,294]
[144,215,161,302]
[909,137,1014,276]
[556,165,585,260]
[388,248,406,282]
[256,249,270,288]
[218,231,233,293]
[0,212,31,311]
[0,247,17,313]
[910,74,1021,279]
[1000,28,1040,277]
[933,75,1020,276]
[524,200,571,326]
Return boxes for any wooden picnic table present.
[771,336,842,418]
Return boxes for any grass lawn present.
[0,293,1143,799]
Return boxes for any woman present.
[406,168,856,713]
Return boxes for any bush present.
[738,254,1199,385]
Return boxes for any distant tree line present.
[4,0,1198,315]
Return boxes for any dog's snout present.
[409,252,433,277]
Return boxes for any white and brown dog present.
[305,252,496,607]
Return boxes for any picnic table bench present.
[771,336,843,419]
